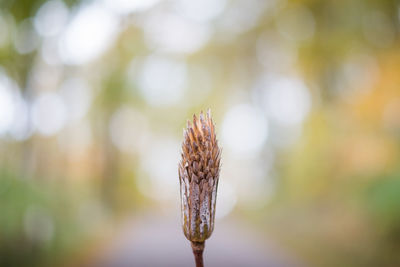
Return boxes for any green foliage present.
[367,174,400,239]
[0,170,86,267]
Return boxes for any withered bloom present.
[178,109,221,267]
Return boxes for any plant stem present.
[191,241,205,267]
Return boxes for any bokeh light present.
[59,2,118,64]
[137,54,187,106]
[34,0,69,37]
[0,72,16,135]
[1,0,400,266]
[32,92,67,136]
[143,13,212,54]
[109,106,149,154]
[221,104,268,156]
[261,75,311,127]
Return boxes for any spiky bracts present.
[179,109,221,243]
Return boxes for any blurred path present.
[91,213,303,267]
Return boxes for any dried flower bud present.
[179,109,221,243]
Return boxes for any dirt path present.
[91,213,303,267]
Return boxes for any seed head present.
[179,109,221,242]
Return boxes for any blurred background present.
[1,0,400,266]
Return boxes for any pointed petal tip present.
[206,108,212,121]
[186,121,193,132]
[200,110,205,121]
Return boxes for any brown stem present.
[191,241,205,267]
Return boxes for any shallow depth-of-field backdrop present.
[1,0,400,266]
